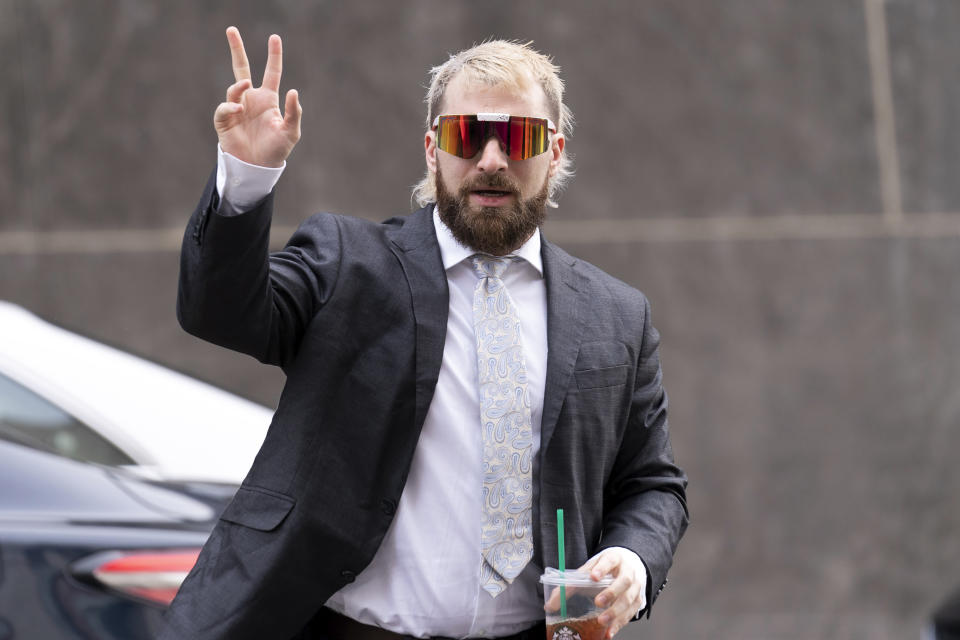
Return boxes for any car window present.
[0,372,135,466]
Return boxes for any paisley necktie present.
[470,254,534,597]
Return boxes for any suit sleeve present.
[176,169,342,368]
[597,295,689,617]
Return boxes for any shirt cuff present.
[216,144,285,214]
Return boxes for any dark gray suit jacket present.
[160,172,688,640]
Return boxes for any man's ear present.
[547,133,565,178]
[425,130,437,173]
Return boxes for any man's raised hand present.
[214,27,301,168]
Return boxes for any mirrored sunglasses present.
[432,113,556,161]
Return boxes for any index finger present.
[578,551,617,582]
[226,26,252,82]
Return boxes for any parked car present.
[0,301,271,484]
[0,437,220,639]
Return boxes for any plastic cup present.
[540,568,613,640]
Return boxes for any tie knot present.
[470,254,511,280]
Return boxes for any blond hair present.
[411,40,574,209]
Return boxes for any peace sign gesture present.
[214,27,302,168]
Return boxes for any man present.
[160,27,688,640]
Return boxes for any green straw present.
[557,508,566,619]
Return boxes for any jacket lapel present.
[539,237,587,457]
[386,211,585,448]
[387,206,449,432]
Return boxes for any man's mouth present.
[469,189,514,207]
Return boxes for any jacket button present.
[380,498,397,516]
[341,571,356,583]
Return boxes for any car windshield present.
[0,372,135,466]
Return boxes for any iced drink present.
[540,568,613,640]
[545,614,608,640]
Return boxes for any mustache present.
[460,173,521,194]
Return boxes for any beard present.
[435,166,548,256]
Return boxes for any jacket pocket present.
[574,364,630,390]
[574,341,630,389]
[219,485,296,532]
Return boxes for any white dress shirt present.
[215,147,548,637]
[326,210,549,637]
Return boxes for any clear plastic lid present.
[539,567,614,587]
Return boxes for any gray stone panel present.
[553,0,882,219]
[887,0,960,213]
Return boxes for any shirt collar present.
[432,206,544,275]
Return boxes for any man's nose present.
[475,137,509,173]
